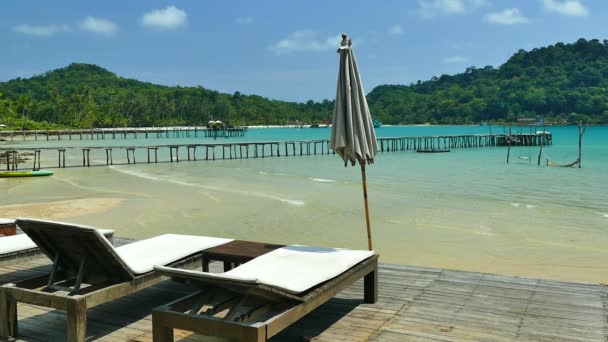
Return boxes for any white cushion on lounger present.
[0,228,113,255]
[116,234,233,275]
[0,234,37,254]
[0,218,15,225]
[226,245,373,293]
[156,245,373,294]
[15,218,115,237]
[155,266,259,284]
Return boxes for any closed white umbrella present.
[330,34,378,251]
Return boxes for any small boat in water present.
[416,149,451,153]
[0,170,54,178]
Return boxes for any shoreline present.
[2,123,606,134]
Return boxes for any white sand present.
[0,198,125,220]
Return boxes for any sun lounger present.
[152,244,379,342]
[0,218,232,342]
[0,219,114,266]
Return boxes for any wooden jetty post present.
[169,146,179,162]
[58,149,66,168]
[147,147,158,163]
[82,149,91,167]
[126,148,136,164]
[105,148,113,166]
[32,150,41,171]
[187,145,197,161]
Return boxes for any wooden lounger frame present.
[152,254,378,342]
[0,219,200,342]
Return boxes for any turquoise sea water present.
[1,125,607,283]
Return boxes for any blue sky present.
[1,0,606,102]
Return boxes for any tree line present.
[368,38,608,125]
[1,38,608,130]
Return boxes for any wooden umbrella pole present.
[360,160,373,251]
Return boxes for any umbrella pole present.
[360,160,373,251]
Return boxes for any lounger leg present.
[152,314,174,342]
[66,297,87,342]
[0,285,18,338]
[364,265,378,304]
[202,257,210,272]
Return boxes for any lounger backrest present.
[16,218,134,283]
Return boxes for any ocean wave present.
[111,166,305,207]
[526,204,537,209]
[312,178,336,183]
[109,166,162,181]
[510,203,520,207]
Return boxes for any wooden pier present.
[1,133,552,171]
[1,245,606,341]
[0,126,247,142]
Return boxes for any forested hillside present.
[1,38,608,129]
[0,63,333,129]
[368,38,608,124]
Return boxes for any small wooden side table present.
[202,240,284,272]
[0,219,16,236]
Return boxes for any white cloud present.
[269,31,341,54]
[13,24,71,37]
[485,8,529,25]
[441,56,470,64]
[418,0,486,18]
[236,16,253,25]
[79,17,118,36]
[141,5,187,30]
[541,0,588,17]
[388,25,404,35]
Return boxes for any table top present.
[202,240,284,262]
[0,218,15,225]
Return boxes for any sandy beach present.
[0,197,126,221]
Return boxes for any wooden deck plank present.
[0,255,606,341]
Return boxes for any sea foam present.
[312,178,336,183]
[111,166,305,207]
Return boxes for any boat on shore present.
[0,170,54,178]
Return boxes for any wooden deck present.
[1,248,606,341]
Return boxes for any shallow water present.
[1,125,607,283]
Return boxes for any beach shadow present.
[170,297,364,342]
[12,279,193,341]
[0,263,51,284]
[269,297,363,341]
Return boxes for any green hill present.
[1,38,608,129]
[0,63,333,129]
[368,38,608,124]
